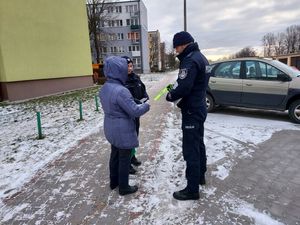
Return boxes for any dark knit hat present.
[121,56,133,64]
[173,31,194,48]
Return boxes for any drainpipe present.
[138,0,143,73]
[184,0,187,31]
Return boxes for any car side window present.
[258,62,286,81]
[214,62,241,79]
[245,61,259,79]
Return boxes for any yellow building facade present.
[0,0,93,101]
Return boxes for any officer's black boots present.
[131,155,142,166]
[119,185,138,195]
[199,174,206,185]
[173,188,200,200]
[130,155,141,174]
[129,165,137,174]
[110,181,118,190]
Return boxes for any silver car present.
[206,58,300,123]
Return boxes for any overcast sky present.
[142,0,300,60]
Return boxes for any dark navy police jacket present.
[166,42,210,117]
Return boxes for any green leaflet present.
[154,87,168,101]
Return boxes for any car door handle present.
[210,81,216,83]
[245,83,253,86]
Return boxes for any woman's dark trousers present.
[109,145,132,189]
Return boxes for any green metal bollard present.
[95,95,99,111]
[36,112,43,139]
[79,100,83,121]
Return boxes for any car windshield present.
[271,60,300,78]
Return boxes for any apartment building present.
[93,0,150,73]
[148,30,161,72]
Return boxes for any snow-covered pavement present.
[1,71,300,224]
[98,105,300,225]
[0,87,103,203]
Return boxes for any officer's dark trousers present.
[182,110,207,193]
[135,117,140,136]
[198,120,207,177]
[109,145,132,189]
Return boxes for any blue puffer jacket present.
[99,56,150,149]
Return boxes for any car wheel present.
[288,100,300,124]
[206,94,215,112]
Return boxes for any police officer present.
[166,31,209,200]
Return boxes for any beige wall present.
[276,53,300,70]
[0,0,92,82]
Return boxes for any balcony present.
[131,39,140,44]
[130,11,139,17]
[130,25,140,30]
[131,51,141,57]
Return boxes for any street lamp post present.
[184,0,187,31]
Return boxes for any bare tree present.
[285,25,299,54]
[234,47,257,58]
[262,32,275,57]
[261,24,300,56]
[297,25,300,52]
[86,0,116,63]
[160,42,166,71]
[165,44,178,70]
[274,32,286,55]
[149,33,160,72]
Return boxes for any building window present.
[108,46,125,53]
[116,6,122,13]
[107,20,123,27]
[108,20,114,27]
[115,20,123,27]
[100,21,105,27]
[126,4,138,13]
[128,45,140,52]
[110,34,117,40]
[127,32,140,42]
[99,33,106,41]
[133,57,141,68]
[107,6,114,13]
[126,18,139,26]
[100,33,124,41]
[110,46,117,53]
[118,46,125,53]
[126,5,131,13]
[133,18,139,25]
[117,33,124,40]
[100,47,108,53]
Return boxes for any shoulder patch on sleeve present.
[206,65,213,73]
[178,68,188,79]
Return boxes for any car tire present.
[206,94,215,112]
[288,99,300,124]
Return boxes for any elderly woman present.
[99,56,150,196]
